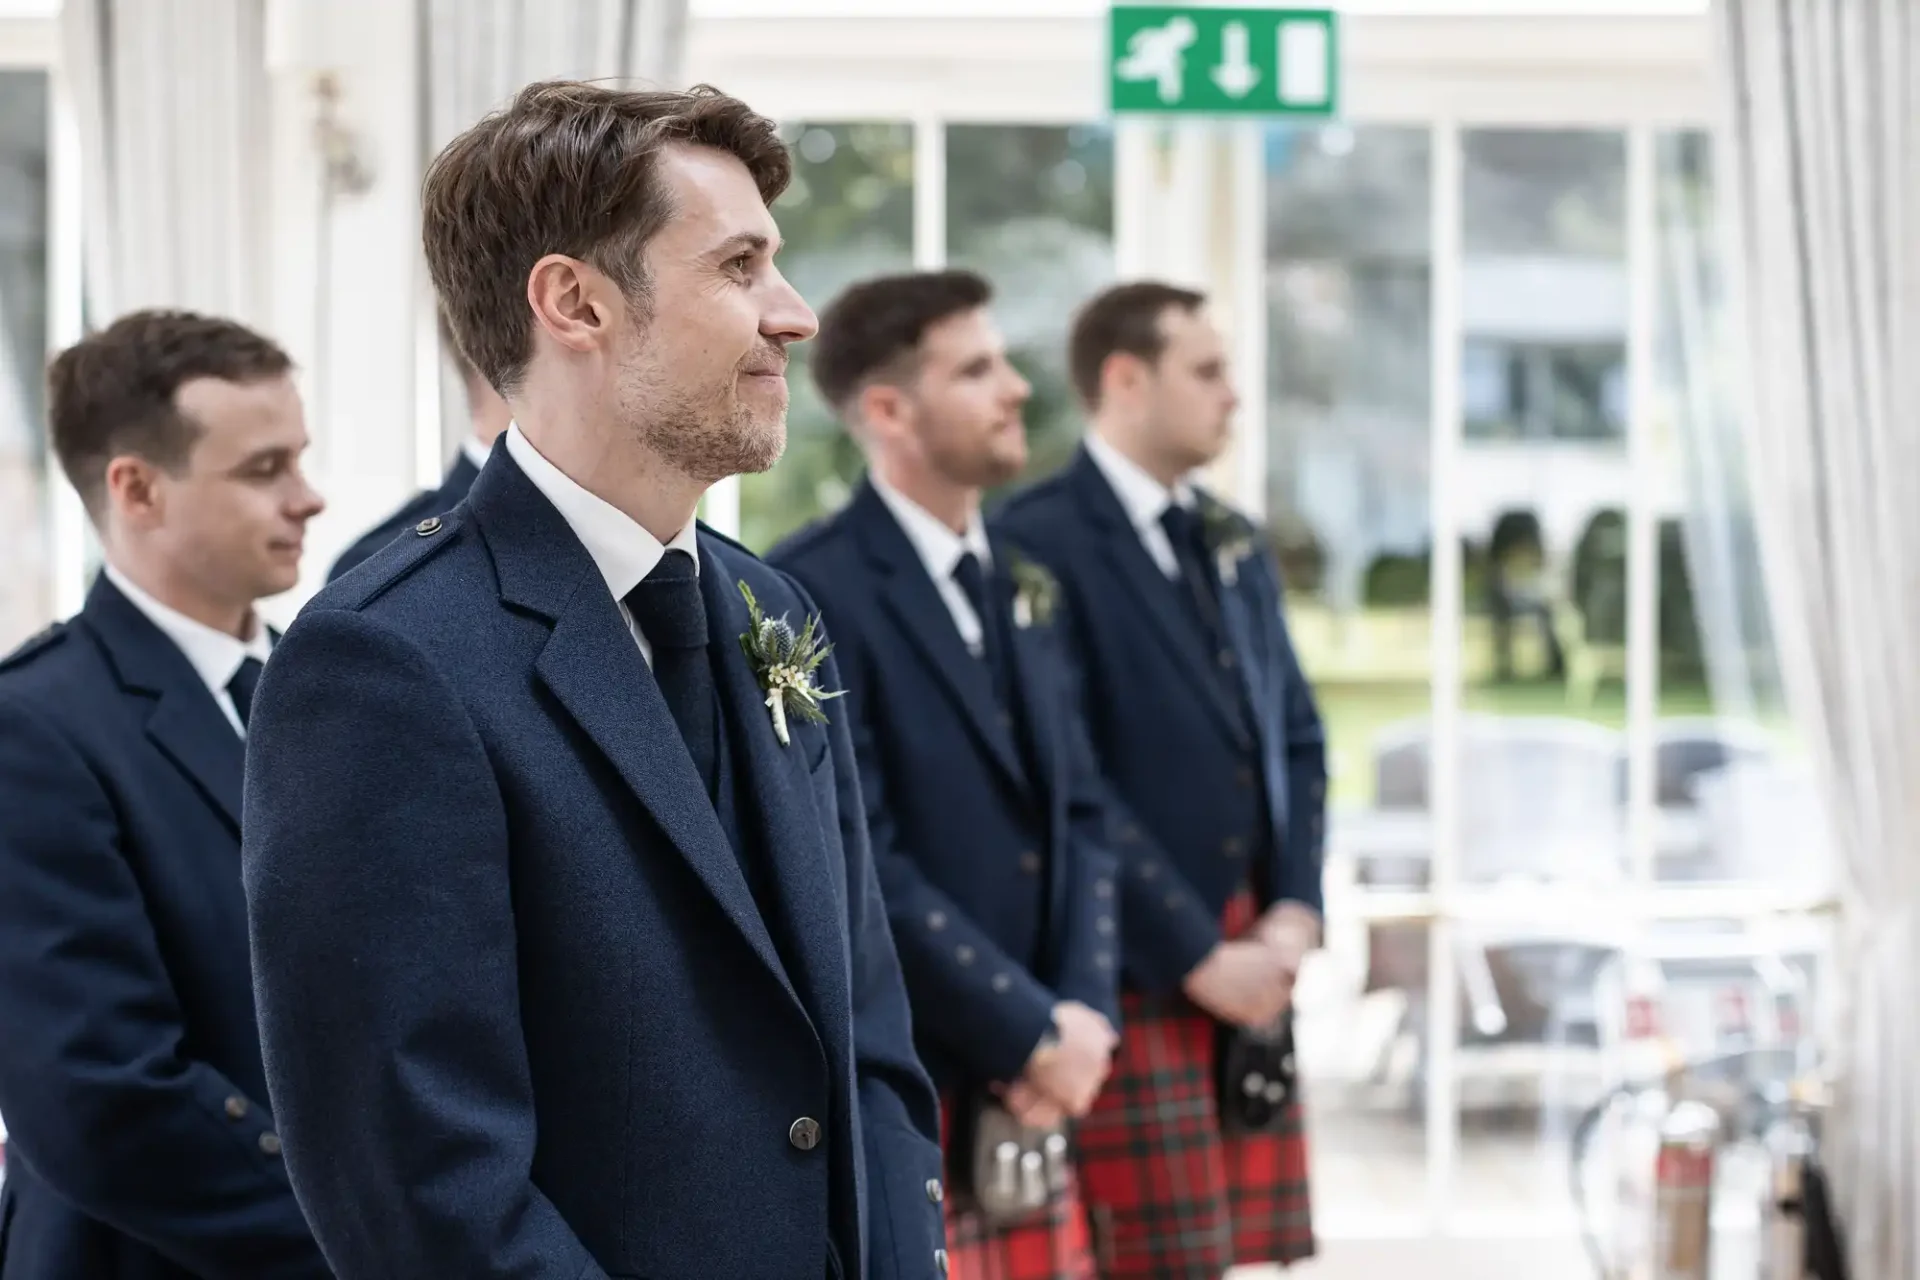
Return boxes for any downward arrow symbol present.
[1210,21,1260,98]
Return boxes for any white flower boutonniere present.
[1198,496,1258,587]
[1006,551,1060,630]
[737,582,845,746]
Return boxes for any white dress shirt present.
[459,435,493,472]
[105,565,272,737]
[505,425,699,669]
[1083,432,1198,581]
[869,476,995,657]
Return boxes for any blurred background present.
[0,0,1888,1275]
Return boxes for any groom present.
[241,81,946,1279]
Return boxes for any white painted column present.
[262,0,422,622]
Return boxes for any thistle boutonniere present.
[1197,495,1259,588]
[736,582,844,746]
[1005,551,1059,630]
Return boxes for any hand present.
[1182,939,1292,1028]
[1021,1001,1118,1119]
[997,1078,1066,1129]
[1256,901,1322,976]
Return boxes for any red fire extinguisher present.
[1652,1100,1718,1280]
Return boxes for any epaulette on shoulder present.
[0,620,70,673]
[328,506,470,610]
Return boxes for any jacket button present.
[258,1132,282,1157]
[955,945,976,966]
[414,516,442,536]
[224,1095,249,1120]
[1096,916,1115,936]
[991,973,1012,993]
[788,1117,822,1151]
[1019,851,1042,874]
[935,1248,949,1275]
[927,911,948,931]
[1094,951,1114,970]
[926,1178,944,1204]
[1094,878,1113,899]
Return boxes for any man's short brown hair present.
[46,309,293,514]
[422,80,791,397]
[810,270,993,415]
[1067,281,1207,409]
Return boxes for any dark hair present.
[46,309,293,514]
[1067,280,1207,409]
[422,79,791,397]
[810,270,994,413]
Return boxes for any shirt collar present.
[869,474,992,583]
[1084,432,1196,533]
[104,564,270,696]
[505,424,699,602]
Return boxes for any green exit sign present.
[1109,5,1340,118]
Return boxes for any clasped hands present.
[1179,900,1320,1031]
[996,1001,1118,1130]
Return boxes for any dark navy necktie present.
[227,657,264,730]
[624,550,719,801]
[952,551,1014,709]
[1159,503,1225,636]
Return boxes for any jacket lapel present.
[470,453,803,1011]
[851,481,1029,793]
[701,546,847,1035]
[1067,449,1254,748]
[83,576,245,833]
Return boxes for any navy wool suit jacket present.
[996,446,1328,993]
[770,480,1122,1092]
[0,577,327,1280]
[324,450,481,583]
[241,451,946,1279]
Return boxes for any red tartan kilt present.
[1073,891,1315,1278]
[940,1100,1097,1280]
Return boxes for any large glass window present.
[743,121,915,552]
[946,124,1114,484]
[1269,120,1829,1240]
[1263,121,1435,1230]
[0,70,51,651]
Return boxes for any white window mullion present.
[1227,122,1267,517]
[1425,116,1464,1231]
[1625,124,1660,889]
[912,114,945,270]
[47,67,88,619]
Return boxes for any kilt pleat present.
[1072,893,1315,1277]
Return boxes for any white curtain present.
[60,0,272,329]
[1712,3,1920,1277]
[420,0,688,456]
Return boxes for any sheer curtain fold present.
[60,0,272,328]
[1713,2,1920,1276]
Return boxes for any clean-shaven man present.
[0,310,328,1280]
[241,82,946,1279]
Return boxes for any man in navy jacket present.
[997,281,1328,1276]
[0,310,329,1279]
[241,82,945,1279]
[771,272,1119,1280]
[326,313,510,583]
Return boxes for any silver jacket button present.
[788,1116,822,1150]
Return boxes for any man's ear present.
[526,254,620,357]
